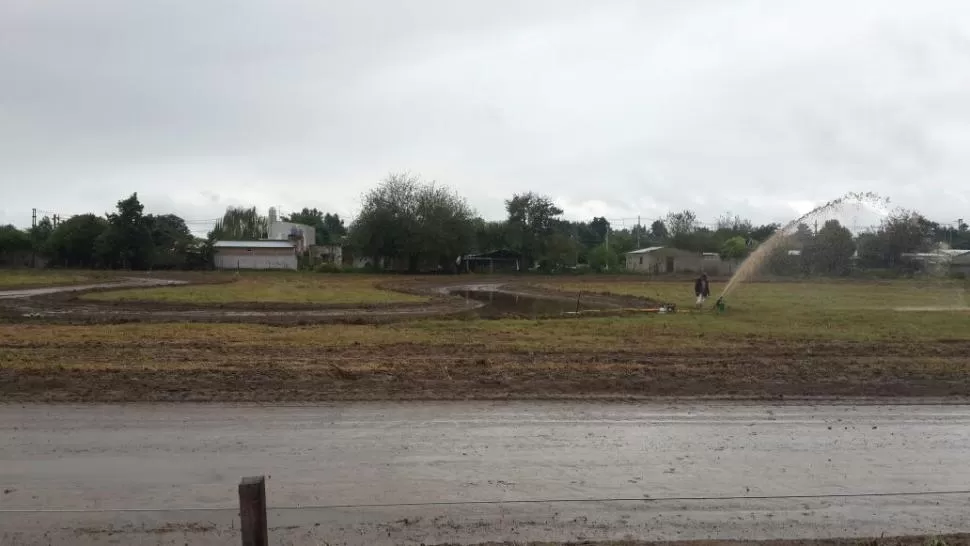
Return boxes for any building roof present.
[213,240,295,249]
[625,246,664,255]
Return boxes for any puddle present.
[451,289,605,318]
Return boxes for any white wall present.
[214,253,297,270]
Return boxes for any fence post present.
[239,476,268,546]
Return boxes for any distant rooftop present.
[625,246,664,255]
[213,240,295,249]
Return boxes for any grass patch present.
[0,270,116,290]
[80,273,427,305]
[536,278,970,342]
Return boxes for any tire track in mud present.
[0,277,655,324]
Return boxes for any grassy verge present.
[0,270,112,290]
[80,273,427,305]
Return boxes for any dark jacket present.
[694,277,710,297]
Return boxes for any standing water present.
[717,192,890,302]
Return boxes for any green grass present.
[80,274,427,305]
[534,278,970,342]
[0,270,108,289]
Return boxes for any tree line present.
[1,173,967,274]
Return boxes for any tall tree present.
[145,214,193,269]
[210,207,268,241]
[47,214,108,268]
[29,217,54,255]
[664,209,698,237]
[803,220,855,275]
[649,219,668,241]
[505,192,563,268]
[715,213,753,235]
[350,173,475,271]
[96,193,155,269]
[323,213,347,242]
[0,225,32,265]
[589,217,610,244]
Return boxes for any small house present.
[213,240,297,270]
[624,247,703,274]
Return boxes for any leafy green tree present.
[665,209,698,237]
[412,183,476,271]
[750,223,779,243]
[541,232,581,270]
[0,225,32,254]
[0,225,32,266]
[803,220,855,275]
[350,172,475,271]
[505,192,563,268]
[587,243,618,272]
[283,208,347,245]
[29,217,54,255]
[209,207,267,241]
[650,219,668,241]
[145,214,193,269]
[96,193,155,269]
[589,217,610,244]
[719,235,749,261]
[47,214,108,268]
[471,219,510,253]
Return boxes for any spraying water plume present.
[717,192,889,302]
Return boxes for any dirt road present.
[2,402,969,545]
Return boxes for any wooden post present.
[239,476,268,546]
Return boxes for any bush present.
[314,263,342,273]
[949,271,967,280]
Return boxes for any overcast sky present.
[3,0,970,234]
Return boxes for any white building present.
[267,207,315,253]
[212,240,297,270]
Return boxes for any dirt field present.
[0,269,117,289]
[469,538,968,546]
[1,273,969,402]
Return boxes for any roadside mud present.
[0,277,656,324]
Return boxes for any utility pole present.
[32,208,37,229]
[636,215,641,248]
[814,219,818,236]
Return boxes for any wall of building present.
[625,248,703,274]
[214,248,297,270]
[267,221,315,251]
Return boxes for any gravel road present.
[2,402,969,545]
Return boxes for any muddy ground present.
[0,276,657,324]
[4,337,970,402]
[2,276,969,402]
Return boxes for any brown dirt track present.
[4,333,970,403]
[2,275,970,403]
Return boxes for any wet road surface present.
[2,402,969,544]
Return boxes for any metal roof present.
[213,240,295,249]
[625,246,664,255]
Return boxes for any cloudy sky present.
[2,0,970,234]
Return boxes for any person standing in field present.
[694,273,711,308]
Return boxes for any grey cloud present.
[2,0,970,232]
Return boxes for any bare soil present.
[462,537,969,546]
[4,337,970,402]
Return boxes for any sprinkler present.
[714,297,726,312]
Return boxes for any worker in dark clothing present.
[694,273,711,308]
